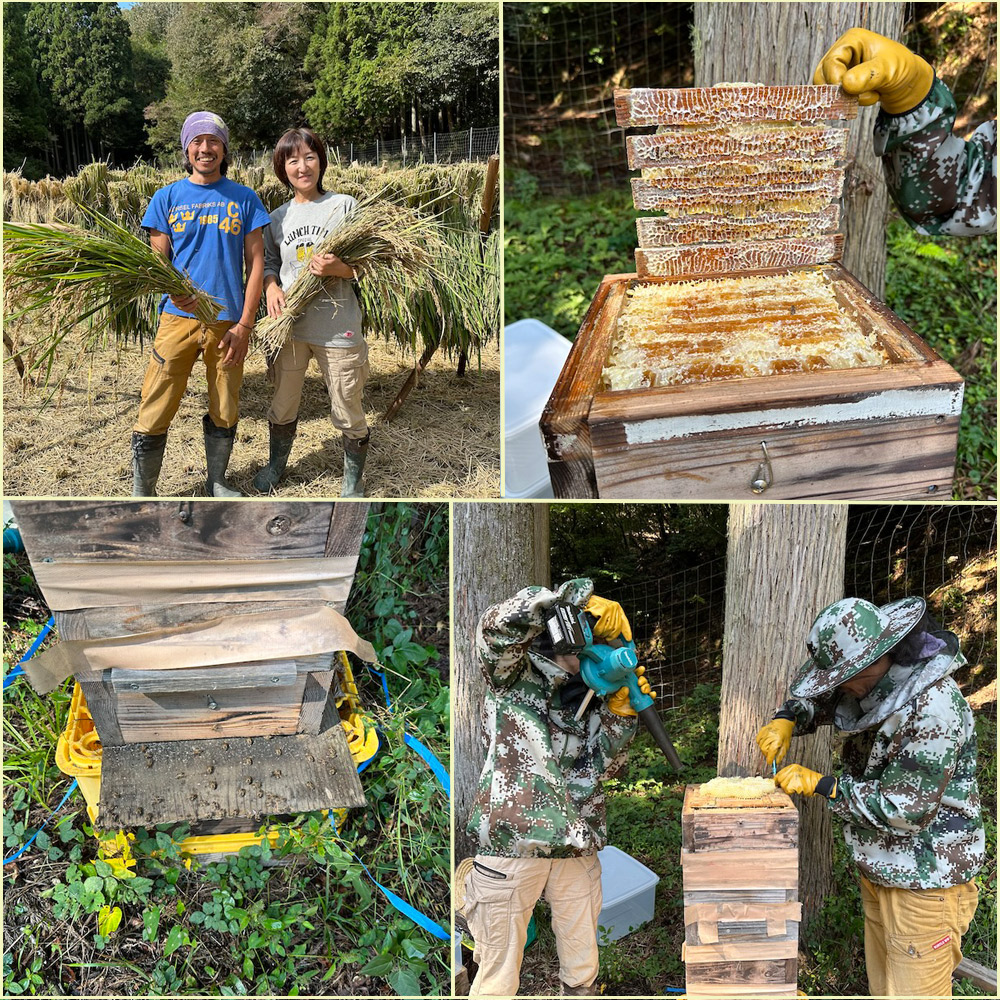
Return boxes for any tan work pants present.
[267,339,369,440]
[135,314,241,435]
[464,854,602,998]
[861,874,979,998]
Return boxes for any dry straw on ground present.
[3,326,500,499]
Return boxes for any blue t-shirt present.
[142,177,271,323]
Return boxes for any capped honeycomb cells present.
[699,776,778,799]
[603,270,888,391]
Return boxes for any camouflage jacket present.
[467,579,638,858]
[875,76,997,236]
[780,631,985,889]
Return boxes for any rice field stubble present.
[3,324,500,498]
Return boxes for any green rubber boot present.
[253,419,297,492]
[203,414,243,498]
[131,431,167,497]
[340,430,370,498]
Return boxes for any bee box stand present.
[681,784,801,1000]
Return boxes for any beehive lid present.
[614,85,859,278]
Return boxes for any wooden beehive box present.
[12,500,371,829]
[540,85,964,500]
[681,783,800,1000]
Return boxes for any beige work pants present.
[861,874,979,998]
[135,314,242,435]
[267,339,369,440]
[464,854,602,998]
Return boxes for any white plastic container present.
[596,844,660,944]
[503,319,572,498]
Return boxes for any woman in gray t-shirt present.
[253,127,371,497]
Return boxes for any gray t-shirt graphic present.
[263,192,364,348]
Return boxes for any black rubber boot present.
[253,419,297,493]
[203,414,243,497]
[340,430,370,498]
[131,431,167,497]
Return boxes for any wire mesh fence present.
[592,505,997,711]
[248,127,499,169]
[504,1,693,195]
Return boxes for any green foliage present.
[550,503,728,592]
[885,217,997,497]
[2,3,49,178]
[3,503,450,997]
[503,187,638,334]
[304,2,498,144]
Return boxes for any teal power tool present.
[545,603,683,771]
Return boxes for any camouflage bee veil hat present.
[790,596,926,698]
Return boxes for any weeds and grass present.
[2,502,450,997]
[504,187,997,498]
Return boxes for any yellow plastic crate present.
[55,652,378,858]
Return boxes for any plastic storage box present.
[504,319,572,498]
[597,844,660,944]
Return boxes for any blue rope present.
[366,662,449,795]
[3,780,79,866]
[3,616,77,866]
[3,616,55,690]
[321,660,451,941]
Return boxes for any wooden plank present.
[627,124,849,170]
[297,670,336,735]
[682,785,798,852]
[681,849,798,891]
[115,678,307,743]
[686,957,797,986]
[686,986,797,999]
[590,412,961,501]
[98,725,365,827]
[615,85,857,126]
[636,205,841,247]
[110,659,298,694]
[540,276,628,499]
[325,503,370,558]
[636,236,843,278]
[685,889,796,908]
[12,501,335,562]
[955,956,998,992]
[683,939,799,963]
[685,902,802,947]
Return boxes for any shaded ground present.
[3,333,500,499]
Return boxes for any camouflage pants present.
[465,854,602,997]
[861,875,979,997]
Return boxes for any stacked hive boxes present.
[540,85,964,500]
[681,781,801,999]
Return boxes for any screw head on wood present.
[266,515,291,535]
[751,478,769,494]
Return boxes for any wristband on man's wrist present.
[815,774,838,799]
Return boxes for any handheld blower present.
[543,604,683,771]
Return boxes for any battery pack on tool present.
[544,603,592,654]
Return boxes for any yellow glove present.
[586,595,632,642]
[775,764,837,799]
[755,717,795,766]
[813,28,934,114]
[607,665,653,717]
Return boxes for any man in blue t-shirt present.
[133,110,271,496]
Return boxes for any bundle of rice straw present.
[254,192,450,355]
[3,209,220,381]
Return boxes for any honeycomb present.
[700,776,777,799]
[604,269,887,390]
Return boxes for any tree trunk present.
[694,2,905,299]
[452,502,550,864]
[719,503,848,921]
